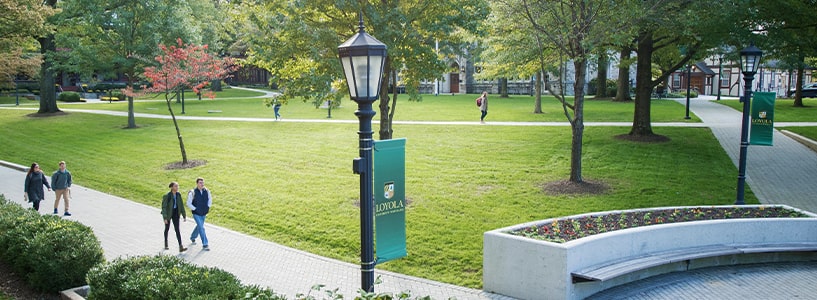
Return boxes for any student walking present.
[273,101,282,120]
[24,163,51,211]
[478,91,488,124]
[187,177,212,251]
[51,161,73,216]
[162,182,188,252]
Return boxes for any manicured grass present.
[74,93,700,122]
[716,98,817,122]
[0,95,38,105]
[0,109,752,288]
[782,126,817,141]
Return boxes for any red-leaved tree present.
[129,38,237,166]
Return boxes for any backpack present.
[476,97,482,107]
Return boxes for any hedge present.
[86,255,283,300]
[0,195,105,293]
[58,91,82,102]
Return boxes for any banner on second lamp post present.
[373,138,407,264]
[750,92,776,146]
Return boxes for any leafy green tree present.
[744,0,817,107]
[516,0,614,183]
[57,0,219,128]
[0,0,54,89]
[236,0,488,140]
[483,0,555,113]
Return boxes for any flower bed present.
[508,206,809,243]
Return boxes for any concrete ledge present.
[60,285,89,300]
[780,130,817,153]
[483,205,817,300]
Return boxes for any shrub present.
[58,91,82,102]
[0,195,105,293]
[587,78,617,97]
[86,255,284,300]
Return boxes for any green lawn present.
[0,95,39,105]
[131,87,267,100]
[782,127,817,141]
[717,98,817,122]
[0,108,751,288]
[72,94,700,122]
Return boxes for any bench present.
[571,242,817,283]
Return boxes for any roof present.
[694,62,716,76]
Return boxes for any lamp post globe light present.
[735,44,762,205]
[337,15,387,293]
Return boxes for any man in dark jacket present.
[186,177,212,250]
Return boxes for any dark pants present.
[32,200,40,211]
[481,110,488,121]
[164,208,182,247]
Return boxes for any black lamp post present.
[717,54,724,100]
[735,44,762,205]
[337,15,387,293]
[685,64,692,119]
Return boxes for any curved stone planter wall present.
[483,205,817,300]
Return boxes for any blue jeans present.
[191,214,209,246]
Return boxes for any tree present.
[482,1,554,113]
[58,0,219,128]
[614,46,634,102]
[744,0,817,107]
[237,0,488,140]
[0,0,55,89]
[132,39,237,165]
[518,0,613,183]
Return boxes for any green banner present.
[750,92,776,146]
[373,138,407,264]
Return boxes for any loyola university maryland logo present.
[759,111,767,119]
[384,182,395,199]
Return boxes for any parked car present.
[787,83,817,98]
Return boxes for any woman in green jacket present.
[161,182,187,252]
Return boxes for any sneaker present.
[63,212,72,216]
[190,238,196,244]
[53,208,58,214]
[179,246,188,252]
[203,245,210,251]
[164,246,169,250]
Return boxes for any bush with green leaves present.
[58,91,82,102]
[0,195,105,293]
[587,78,617,97]
[86,255,283,300]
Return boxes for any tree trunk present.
[210,79,223,92]
[570,59,586,183]
[793,62,805,107]
[615,46,633,102]
[166,92,188,164]
[630,31,655,136]
[534,70,543,113]
[499,78,508,98]
[595,52,608,98]
[37,34,59,114]
[378,57,393,140]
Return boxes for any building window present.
[720,70,730,88]
[672,73,681,88]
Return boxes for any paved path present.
[1,93,817,299]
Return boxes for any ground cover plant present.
[0,106,750,288]
[509,206,810,243]
[71,93,700,122]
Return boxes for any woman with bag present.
[24,163,51,211]
[162,182,188,252]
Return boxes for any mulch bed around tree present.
[163,159,207,170]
